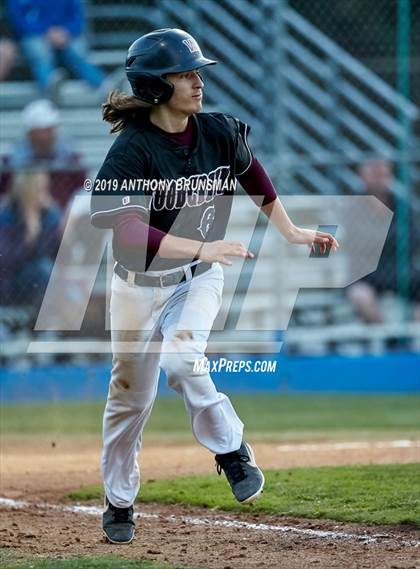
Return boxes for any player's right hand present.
[198,240,254,266]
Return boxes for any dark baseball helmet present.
[126,28,217,104]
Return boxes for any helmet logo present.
[182,38,200,54]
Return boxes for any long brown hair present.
[102,90,151,133]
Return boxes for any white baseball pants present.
[102,262,244,508]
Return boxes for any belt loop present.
[127,270,136,287]
[184,265,193,281]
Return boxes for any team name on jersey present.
[118,166,236,211]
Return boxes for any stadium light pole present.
[396,0,411,321]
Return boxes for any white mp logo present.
[122,196,130,205]
[32,195,393,353]
[182,38,200,54]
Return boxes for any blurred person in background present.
[1,99,86,208]
[0,169,62,309]
[6,0,110,101]
[9,99,77,169]
[346,159,420,324]
[0,37,18,80]
[0,7,18,81]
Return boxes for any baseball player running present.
[90,28,338,544]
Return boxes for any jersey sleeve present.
[90,153,150,228]
[223,114,253,176]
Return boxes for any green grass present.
[70,463,420,527]
[0,551,193,569]
[1,394,419,440]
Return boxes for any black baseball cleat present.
[215,441,265,504]
[102,496,135,544]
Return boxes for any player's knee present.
[111,377,131,392]
[107,391,154,418]
[161,352,189,382]
[161,351,204,387]
[160,331,208,387]
[173,330,194,341]
[111,358,137,387]
[108,357,144,402]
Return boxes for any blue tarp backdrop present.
[0,353,419,403]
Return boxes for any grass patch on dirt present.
[0,550,192,568]
[1,394,418,440]
[70,463,420,527]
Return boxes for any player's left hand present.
[288,226,339,255]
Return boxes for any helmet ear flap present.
[130,74,174,104]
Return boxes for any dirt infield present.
[1,437,419,568]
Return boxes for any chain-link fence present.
[0,0,419,362]
[290,0,420,108]
[284,0,420,327]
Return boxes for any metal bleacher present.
[1,0,419,361]
[1,1,419,181]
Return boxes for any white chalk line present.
[1,497,419,547]
[276,440,420,452]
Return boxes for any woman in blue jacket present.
[0,169,62,308]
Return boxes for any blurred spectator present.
[0,170,62,308]
[10,99,76,168]
[346,159,419,324]
[6,0,109,101]
[0,99,86,208]
[0,37,18,80]
[0,4,18,81]
[50,191,109,335]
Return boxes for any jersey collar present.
[135,113,200,156]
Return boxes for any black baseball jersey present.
[90,111,252,271]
